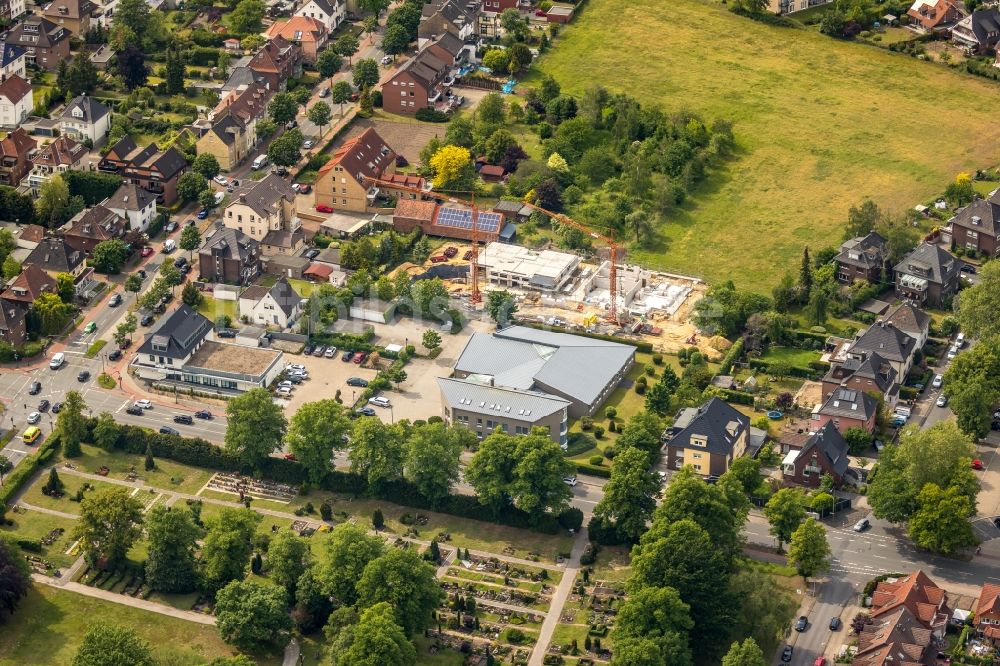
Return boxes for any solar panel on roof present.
[435,207,503,233]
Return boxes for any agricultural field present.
[532,0,1000,293]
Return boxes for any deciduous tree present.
[328,602,416,666]
[266,530,310,596]
[0,537,30,621]
[317,49,343,78]
[722,638,767,666]
[429,145,474,190]
[307,101,332,138]
[336,33,360,64]
[381,23,410,56]
[352,58,379,89]
[356,547,444,637]
[763,488,806,552]
[287,399,350,485]
[72,624,154,666]
[330,80,353,116]
[316,522,385,605]
[91,239,129,274]
[593,446,658,543]
[611,586,692,665]
[215,579,293,650]
[225,388,287,471]
[349,417,405,490]
[177,171,208,202]
[192,154,220,181]
[269,92,298,124]
[787,517,831,581]
[908,483,977,554]
[58,390,88,457]
[200,507,261,591]
[73,487,143,567]
[404,422,470,507]
[145,505,200,593]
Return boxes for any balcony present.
[366,187,379,201]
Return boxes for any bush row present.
[719,336,744,375]
[0,339,46,363]
[747,358,827,379]
[709,387,755,406]
[0,432,62,508]
[570,461,611,479]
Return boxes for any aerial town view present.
[1,0,1000,663]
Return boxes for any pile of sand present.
[706,336,733,351]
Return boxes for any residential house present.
[907,0,963,30]
[223,174,303,256]
[780,421,850,488]
[418,0,477,48]
[42,0,94,35]
[62,204,126,254]
[438,377,570,445]
[4,16,70,70]
[196,115,253,172]
[0,298,26,345]
[869,571,950,638]
[949,188,1000,258]
[220,66,267,95]
[479,0,517,37]
[23,236,85,278]
[224,38,241,52]
[821,351,898,406]
[104,182,157,233]
[238,277,303,329]
[247,36,302,91]
[426,31,466,66]
[198,227,261,286]
[546,4,574,23]
[3,264,56,304]
[973,583,1000,645]
[264,17,328,63]
[88,44,114,70]
[59,95,112,146]
[852,607,935,666]
[882,302,930,349]
[0,74,31,128]
[27,136,86,193]
[951,8,1000,51]
[381,48,449,115]
[0,127,36,187]
[835,231,889,284]
[812,387,879,435]
[661,397,750,478]
[847,321,917,380]
[894,242,959,308]
[0,0,25,24]
[0,40,27,81]
[99,138,188,206]
[315,127,398,212]
[294,0,344,31]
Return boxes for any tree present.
[54,272,75,304]
[93,411,119,451]
[72,624,154,666]
[798,247,812,299]
[957,262,1000,340]
[421,329,441,351]
[508,432,575,523]
[945,336,1000,439]
[886,421,978,507]
[36,175,72,227]
[908,483,977,554]
[722,638,767,666]
[363,14,379,40]
[307,101,332,138]
[224,388,286,471]
[145,505,199,593]
[349,417,405,489]
[945,172,976,208]
[356,547,444,636]
[624,208,654,245]
[215,579,292,650]
[269,92,298,124]
[478,92,506,125]
[842,426,872,455]
[114,0,150,36]
[180,281,202,308]
[611,586,693,666]
[357,0,390,14]
[0,537,30,621]
[58,390,88,457]
[159,261,183,288]
[404,422,469,508]
[482,48,511,75]
[0,455,11,485]
[330,80,353,115]
[165,47,185,95]
[2,255,19,280]
[192,154,220,181]
[352,58,379,90]
[73,487,144,567]
[267,530,310,596]
[430,145,474,190]
[616,412,665,457]
[317,49,343,78]
[267,130,303,167]
[336,33,360,64]
[228,0,266,33]
[787,517,831,581]
[328,602,416,666]
[287,399,351,485]
[763,488,806,552]
[115,45,149,90]
[200,508,262,591]
[316,523,385,605]
[90,239,129,274]
[805,288,827,326]
[507,42,532,73]
[382,23,410,56]
[180,224,202,259]
[32,292,73,335]
[485,290,517,327]
[177,171,208,203]
[644,380,672,416]
[466,432,518,517]
[593,446,659,543]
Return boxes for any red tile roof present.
[393,198,437,222]
[870,571,949,630]
[303,263,332,279]
[265,16,327,44]
[4,264,55,303]
[0,74,32,104]
[976,583,1000,617]
[318,127,396,185]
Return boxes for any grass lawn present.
[65,444,214,495]
[589,545,632,583]
[18,475,126,516]
[759,346,822,368]
[0,509,79,568]
[0,586,268,666]
[196,294,238,323]
[531,0,1000,293]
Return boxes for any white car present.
[932,374,943,389]
[936,394,948,407]
[956,332,966,347]
[380,55,392,65]
[276,386,293,396]
[134,399,153,409]
[324,346,337,358]
[213,175,228,186]
[26,411,40,424]
[286,364,306,372]
[303,139,314,149]
[49,352,65,369]
[368,396,391,408]
[289,369,309,378]
[947,346,958,360]
[563,476,578,487]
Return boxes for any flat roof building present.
[476,242,580,292]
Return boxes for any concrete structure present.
[349,298,396,324]
[438,377,570,445]
[238,277,303,329]
[451,325,634,419]
[198,227,261,286]
[661,397,749,478]
[476,242,581,292]
[545,3,574,23]
[59,95,111,146]
[0,74,31,128]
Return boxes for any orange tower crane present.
[518,200,622,325]
[361,177,484,304]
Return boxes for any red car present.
[353,352,367,364]
[814,658,827,666]
[140,246,154,257]
[429,255,447,263]
[973,459,984,470]
[315,204,334,213]
[283,453,297,461]
[535,9,546,15]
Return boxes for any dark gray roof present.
[849,322,916,364]
[24,237,83,273]
[894,242,958,287]
[850,352,897,393]
[818,387,878,421]
[836,231,888,270]
[200,227,259,261]
[453,325,634,407]
[799,421,850,477]
[233,173,295,219]
[242,277,301,317]
[438,377,569,420]
[882,302,930,339]
[0,40,26,68]
[394,48,447,89]
[208,114,245,146]
[105,182,155,212]
[144,146,188,180]
[60,95,111,125]
[222,66,267,93]
[664,397,749,457]
[432,31,464,57]
[261,229,303,249]
[137,304,213,359]
[959,8,1000,45]
[950,189,1000,237]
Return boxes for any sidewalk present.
[528,528,589,666]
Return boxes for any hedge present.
[0,432,62,508]
[899,386,918,401]
[518,321,654,353]
[788,330,829,347]
[719,337,744,375]
[571,461,610,479]
[710,387,754,406]
[748,358,821,379]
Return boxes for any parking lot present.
[272,348,379,414]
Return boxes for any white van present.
[252,155,269,170]
[49,352,65,369]
[163,239,176,254]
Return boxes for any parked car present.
[49,352,65,369]
[286,363,306,372]
[141,246,154,257]
[134,399,153,409]
[947,345,959,360]
[342,350,353,361]
[165,221,179,233]
[563,476,578,487]
[535,8,546,15]
[316,204,334,213]
[781,646,793,663]
[28,381,41,395]
[51,402,62,414]
[961,264,977,274]
[303,139,315,149]
[283,453,297,460]
[213,175,228,186]
[956,332,966,347]
[173,256,188,268]
[195,410,212,419]
[276,386,293,396]
[106,349,122,362]
[936,394,948,407]
[853,518,871,532]
[126,405,144,416]
[318,87,330,97]
[355,406,377,417]
[814,658,827,666]
[173,414,194,425]
[159,426,180,435]
[368,396,391,408]
[297,184,311,194]
[141,314,155,326]
[38,399,50,412]
[443,246,458,258]
[972,459,984,470]
[286,374,302,384]
[347,377,368,387]
[429,255,447,263]
[197,208,209,219]
[26,411,40,424]
[77,371,90,382]
[353,352,367,364]
[380,54,392,65]
[108,293,122,307]
[932,374,943,389]
[304,248,320,260]
[795,616,808,632]
[324,346,336,358]
[278,380,295,389]
[303,344,313,355]
[829,617,842,631]
[313,345,326,357]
